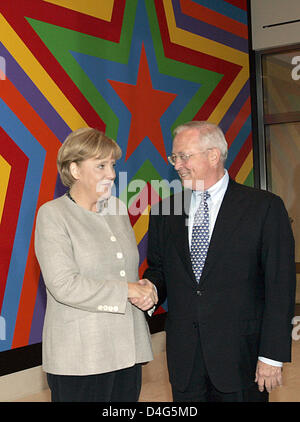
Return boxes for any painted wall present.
[0,0,253,364]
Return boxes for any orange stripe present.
[180,0,248,40]
[138,258,148,280]
[1,77,62,348]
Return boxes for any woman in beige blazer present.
[34,128,157,402]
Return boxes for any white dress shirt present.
[188,170,282,368]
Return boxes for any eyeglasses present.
[167,149,212,166]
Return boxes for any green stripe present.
[26,0,138,139]
[243,169,254,187]
[145,0,222,130]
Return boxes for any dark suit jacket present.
[144,179,296,393]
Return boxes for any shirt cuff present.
[258,356,283,367]
[147,307,155,317]
[147,282,157,316]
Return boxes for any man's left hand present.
[255,360,282,393]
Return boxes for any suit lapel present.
[169,180,248,287]
[199,179,247,287]
[169,189,197,284]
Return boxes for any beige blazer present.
[34,194,153,375]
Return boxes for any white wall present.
[251,0,300,50]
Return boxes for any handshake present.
[128,279,158,311]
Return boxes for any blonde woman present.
[35,128,157,402]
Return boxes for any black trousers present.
[172,333,269,402]
[47,364,142,402]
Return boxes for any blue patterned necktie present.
[190,191,210,282]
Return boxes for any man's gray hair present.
[173,121,228,162]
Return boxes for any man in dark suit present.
[141,121,296,402]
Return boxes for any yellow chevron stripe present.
[163,0,249,67]
[0,13,87,131]
[43,0,114,21]
[133,205,150,245]
[0,155,11,223]
[235,150,253,184]
[207,67,248,124]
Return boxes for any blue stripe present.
[70,0,204,184]
[172,0,248,52]
[191,0,248,25]
[0,100,45,351]
[0,43,70,143]
[219,81,250,134]
[226,114,252,168]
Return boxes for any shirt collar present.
[193,169,229,200]
[207,169,229,198]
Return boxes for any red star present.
[108,44,177,162]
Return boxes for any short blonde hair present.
[57,128,122,187]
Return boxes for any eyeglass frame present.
[167,149,213,166]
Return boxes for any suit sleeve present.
[143,204,167,308]
[259,195,296,362]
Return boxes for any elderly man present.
[142,121,296,402]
